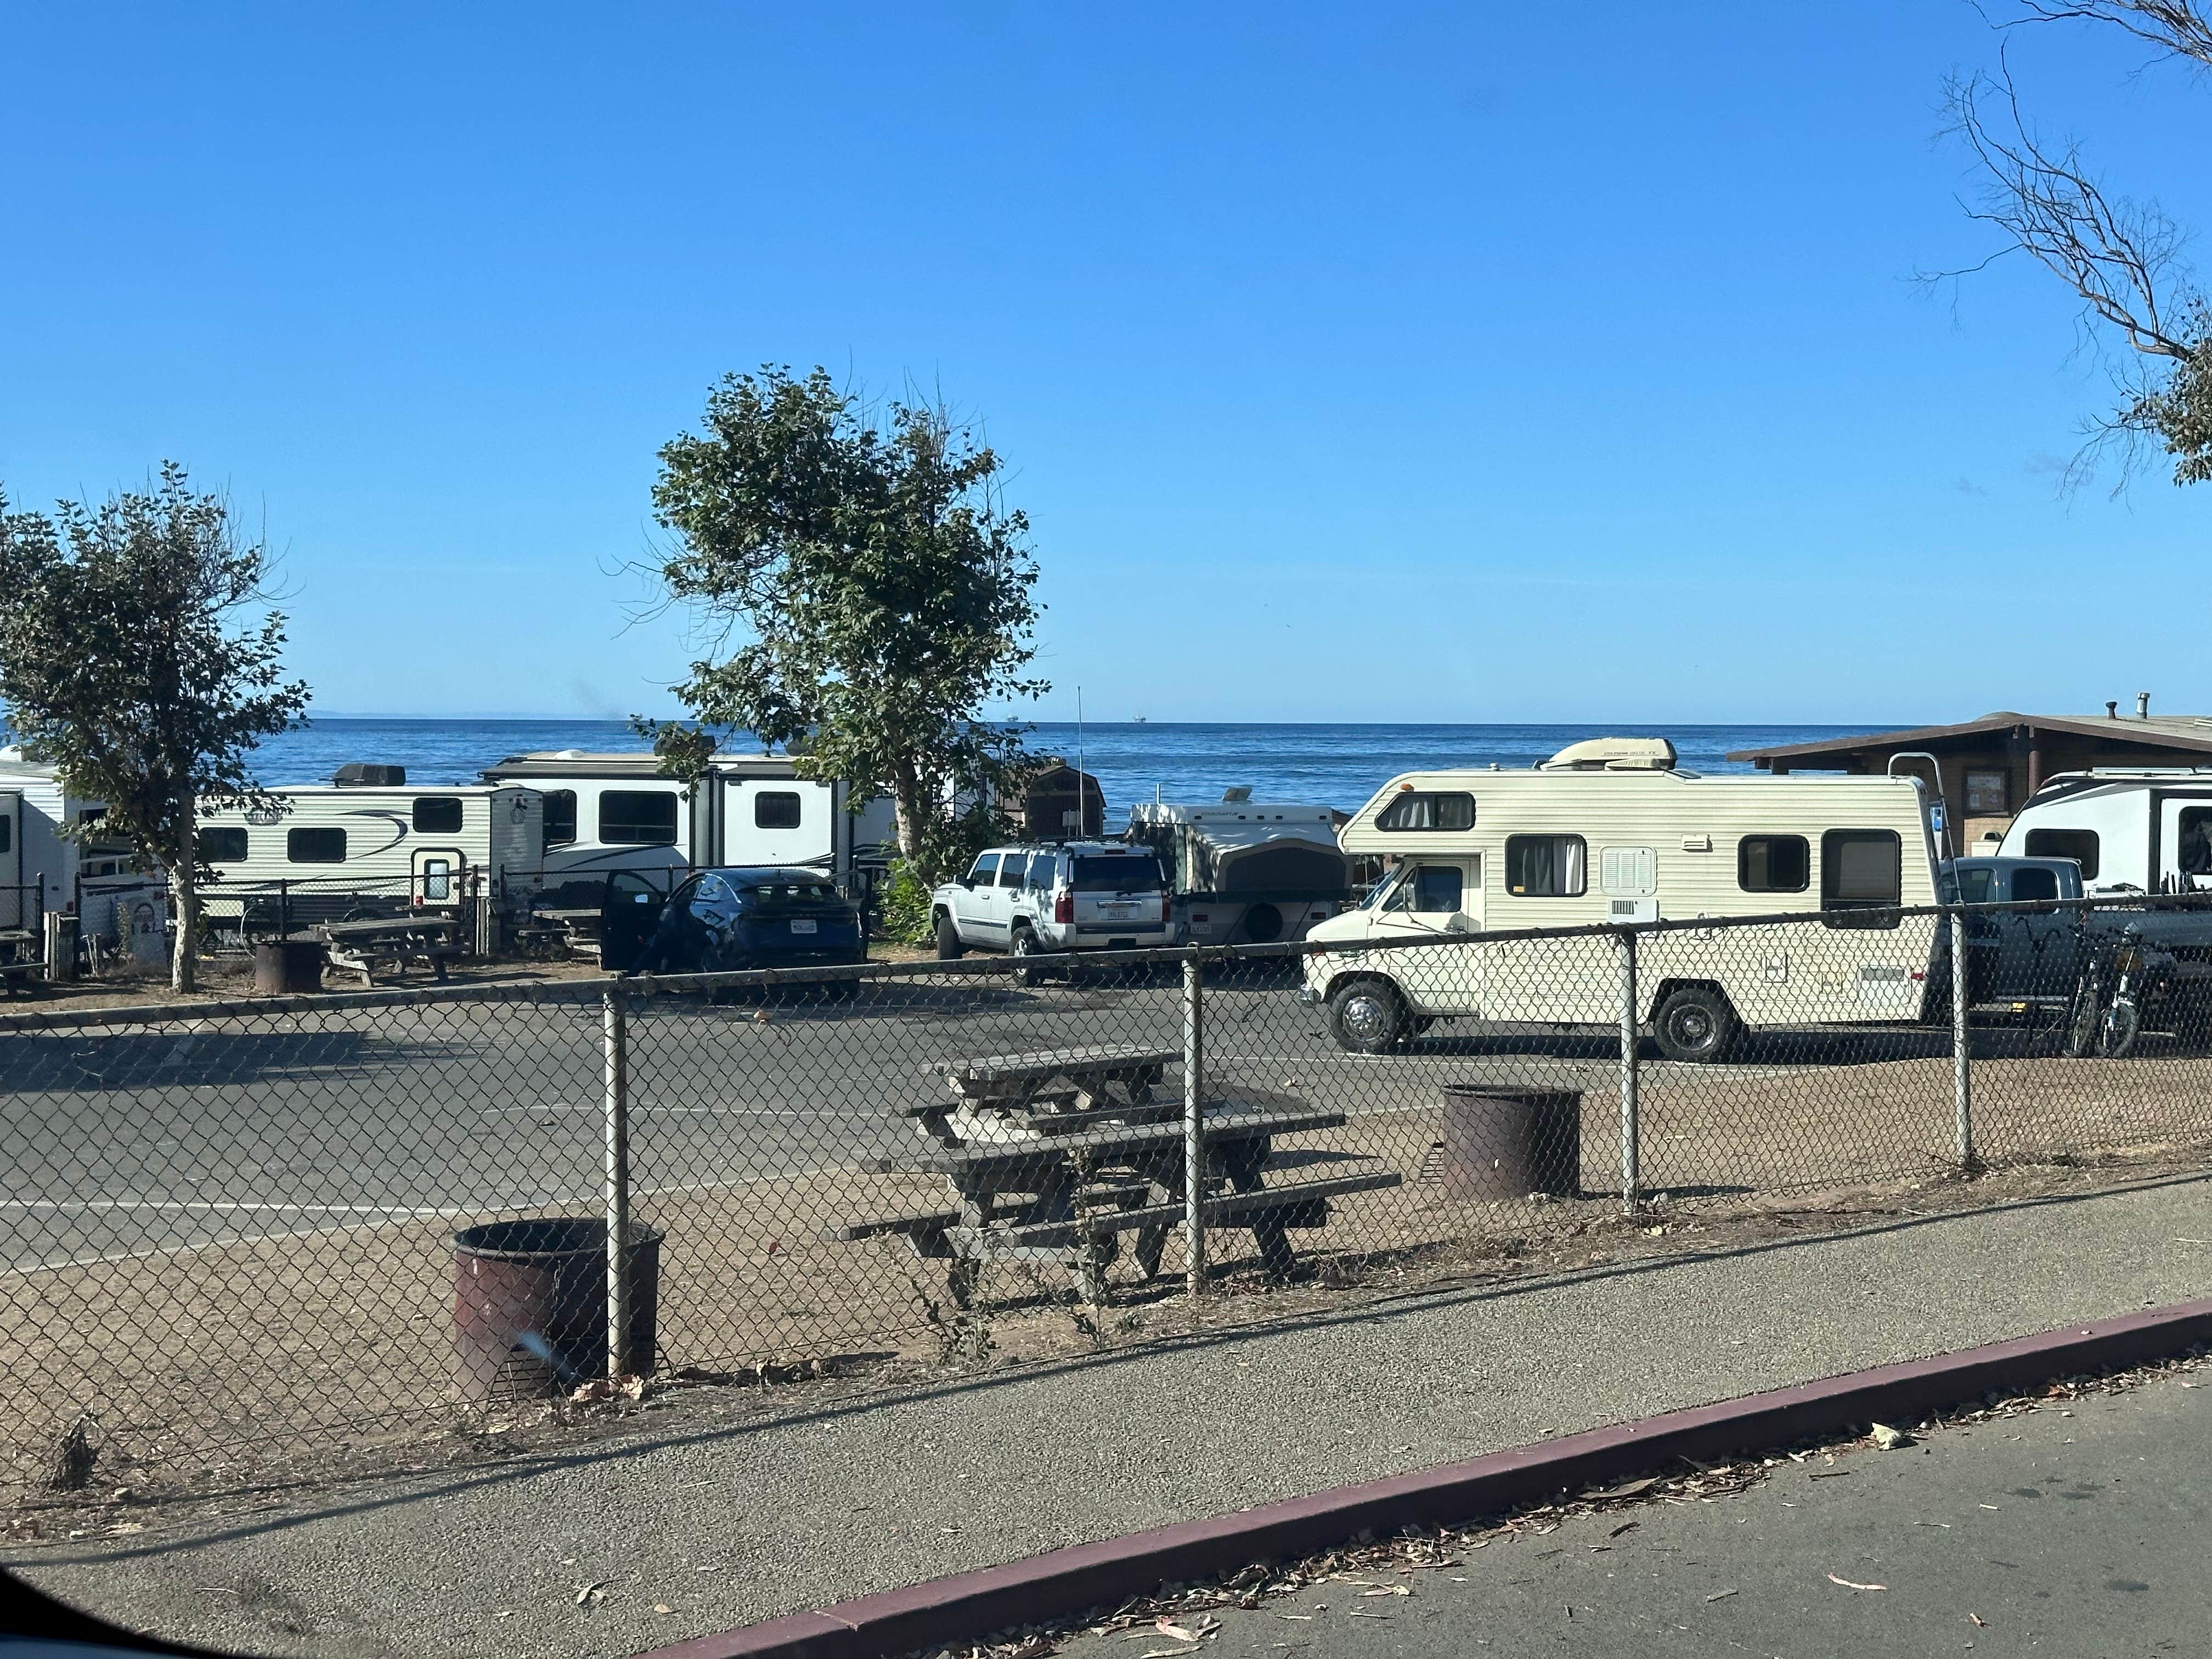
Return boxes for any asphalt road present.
[1052,1358,2212,1659]
[0,962,2086,1271]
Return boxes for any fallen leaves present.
[1869,1423,1912,1451]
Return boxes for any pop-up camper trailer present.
[1126,791,1350,945]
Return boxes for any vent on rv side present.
[334,763,407,788]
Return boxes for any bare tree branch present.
[1997,1,2212,69]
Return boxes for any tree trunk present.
[890,762,925,867]
[169,803,197,995]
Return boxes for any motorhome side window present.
[542,790,577,852]
[287,827,346,863]
[754,791,802,830]
[600,790,679,845]
[1737,834,1809,893]
[198,827,247,862]
[2023,828,2099,880]
[1504,834,1586,897]
[1820,829,1900,928]
[1375,791,1475,832]
[0,819,10,855]
[412,797,464,835]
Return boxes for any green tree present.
[640,367,1046,878]
[0,465,310,991]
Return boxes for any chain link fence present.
[3,891,2210,1492]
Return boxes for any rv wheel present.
[934,913,963,960]
[1652,986,1741,1064]
[1327,978,1407,1055]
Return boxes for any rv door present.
[2155,791,2212,893]
[601,868,667,973]
[0,794,18,931]
[411,847,466,906]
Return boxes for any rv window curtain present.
[1505,834,1587,897]
[1376,792,1476,832]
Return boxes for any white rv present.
[1994,769,2212,895]
[477,750,897,900]
[194,771,544,937]
[1300,737,1942,1061]
[0,748,166,962]
[1126,794,1350,945]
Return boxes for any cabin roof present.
[1727,711,2212,765]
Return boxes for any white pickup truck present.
[931,842,1172,982]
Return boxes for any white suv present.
[932,843,1172,980]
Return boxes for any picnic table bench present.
[833,1048,1403,1305]
[0,927,41,998]
[520,905,604,961]
[316,915,464,986]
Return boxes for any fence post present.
[1182,955,1207,1298]
[1950,910,1976,1171]
[1616,929,1639,1214]
[603,986,631,1379]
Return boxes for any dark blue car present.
[601,866,865,978]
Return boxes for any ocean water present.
[255,718,1869,818]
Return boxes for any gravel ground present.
[7,1173,2210,1659]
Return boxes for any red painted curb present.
[637,1296,2212,1659]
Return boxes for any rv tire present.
[934,913,964,960]
[1327,977,1407,1054]
[1652,985,1741,1064]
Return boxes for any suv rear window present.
[1071,855,1163,891]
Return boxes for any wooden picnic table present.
[909,1044,1180,1147]
[0,927,40,998]
[524,905,604,961]
[316,915,464,986]
[833,1048,1402,1305]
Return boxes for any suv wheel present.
[1008,925,1044,987]
[934,912,963,960]
[1327,978,1406,1054]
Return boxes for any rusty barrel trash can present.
[252,939,324,995]
[1437,1084,1583,1200]
[453,1218,663,1400]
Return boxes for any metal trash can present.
[453,1218,663,1400]
[252,939,324,995]
[1437,1084,1582,1200]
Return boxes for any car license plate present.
[1103,904,1130,918]
[789,919,817,934]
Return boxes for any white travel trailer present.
[1126,793,1351,945]
[0,747,166,962]
[1994,769,2212,895]
[477,750,897,900]
[1300,738,1943,1061]
[194,771,544,935]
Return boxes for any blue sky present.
[1,3,2204,725]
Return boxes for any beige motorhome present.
[1300,738,1943,1060]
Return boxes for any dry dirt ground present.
[3,1130,2204,1521]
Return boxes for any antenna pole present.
[1076,687,1087,836]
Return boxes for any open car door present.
[601,869,668,973]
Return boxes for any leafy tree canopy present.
[638,367,1046,877]
[0,464,309,989]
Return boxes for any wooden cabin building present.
[1729,701,2212,849]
